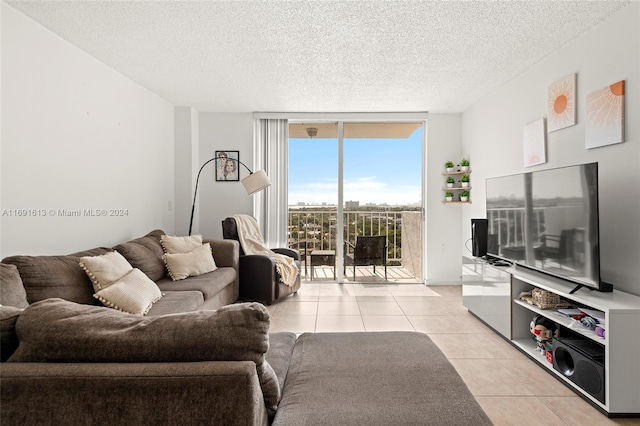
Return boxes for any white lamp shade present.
[241,169,271,195]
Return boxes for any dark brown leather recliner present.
[222,217,301,305]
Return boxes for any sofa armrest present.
[1,361,268,426]
[272,248,300,261]
[205,238,240,270]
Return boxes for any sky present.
[288,126,423,206]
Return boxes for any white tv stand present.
[462,257,640,416]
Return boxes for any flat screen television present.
[485,162,612,293]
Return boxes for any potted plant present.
[446,176,455,188]
[445,192,453,202]
[460,174,470,187]
[460,159,470,172]
[460,190,469,202]
[445,161,455,173]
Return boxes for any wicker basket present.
[529,288,571,309]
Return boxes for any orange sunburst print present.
[548,73,576,132]
[586,80,625,149]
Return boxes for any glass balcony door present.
[288,121,424,283]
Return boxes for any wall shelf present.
[442,187,472,191]
[443,168,471,203]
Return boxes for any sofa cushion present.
[79,251,135,291]
[155,267,236,300]
[160,234,203,254]
[146,291,204,316]
[1,305,23,362]
[93,268,164,315]
[2,248,112,305]
[113,230,166,281]
[163,243,217,281]
[0,263,29,308]
[9,298,280,410]
[266,332,297,395]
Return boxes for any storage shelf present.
[513,299,602,343]
[443,169,471,204]
[464,260,640,414]
[511,338,606,409]
[442,170,471,175]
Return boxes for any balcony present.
[288,208,422,283]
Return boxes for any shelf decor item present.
[445,161,455,173]
[460,174,470,187]
[446,177,455,188]
[460,159,470,172]
[445,192,453,202]
[529,288,571,310]
[459,190,469,202]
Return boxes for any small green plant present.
[460,159,470,167]
[446,176,455,184]
[445,161,455,168]
[460,174,470,182]
[445,192,454,198]
[460,190,469,198]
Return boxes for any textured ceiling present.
[7,0,630,113]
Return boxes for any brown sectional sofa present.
[1,229,240,315]
[1,229,299,424]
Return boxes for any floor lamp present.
[188,157,271,235]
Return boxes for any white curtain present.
[252,118,289,248]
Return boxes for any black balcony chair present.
[222,217,301,305]
[344,235,387,280]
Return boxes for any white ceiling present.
[7,0,630,113]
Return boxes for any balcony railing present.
[288,209,418,264]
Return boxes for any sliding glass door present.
[288,121,424,283]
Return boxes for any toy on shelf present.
[530,314,559,355]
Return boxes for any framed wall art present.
[215,150,240,181]
[585,80,625,149]
[548,73,576,132]
[523,118,547,167]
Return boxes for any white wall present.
[174,107,199,236]
[192,112,254,240]
[425,113,464,283]
[461,2,640,295]
[0,4,175,256]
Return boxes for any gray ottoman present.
[272,332,492,426]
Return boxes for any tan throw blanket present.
[233,214,299,287]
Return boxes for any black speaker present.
[552,337,605,404]
[471,219,488,257]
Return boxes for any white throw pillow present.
[163,243,217,281]
[93,268,163,315]
[80,251,133,291]
[161,234,203,254]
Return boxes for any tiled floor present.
[267,282,640,426]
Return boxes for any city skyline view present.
[288,126,423,206]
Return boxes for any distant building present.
[345,200,359,209]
